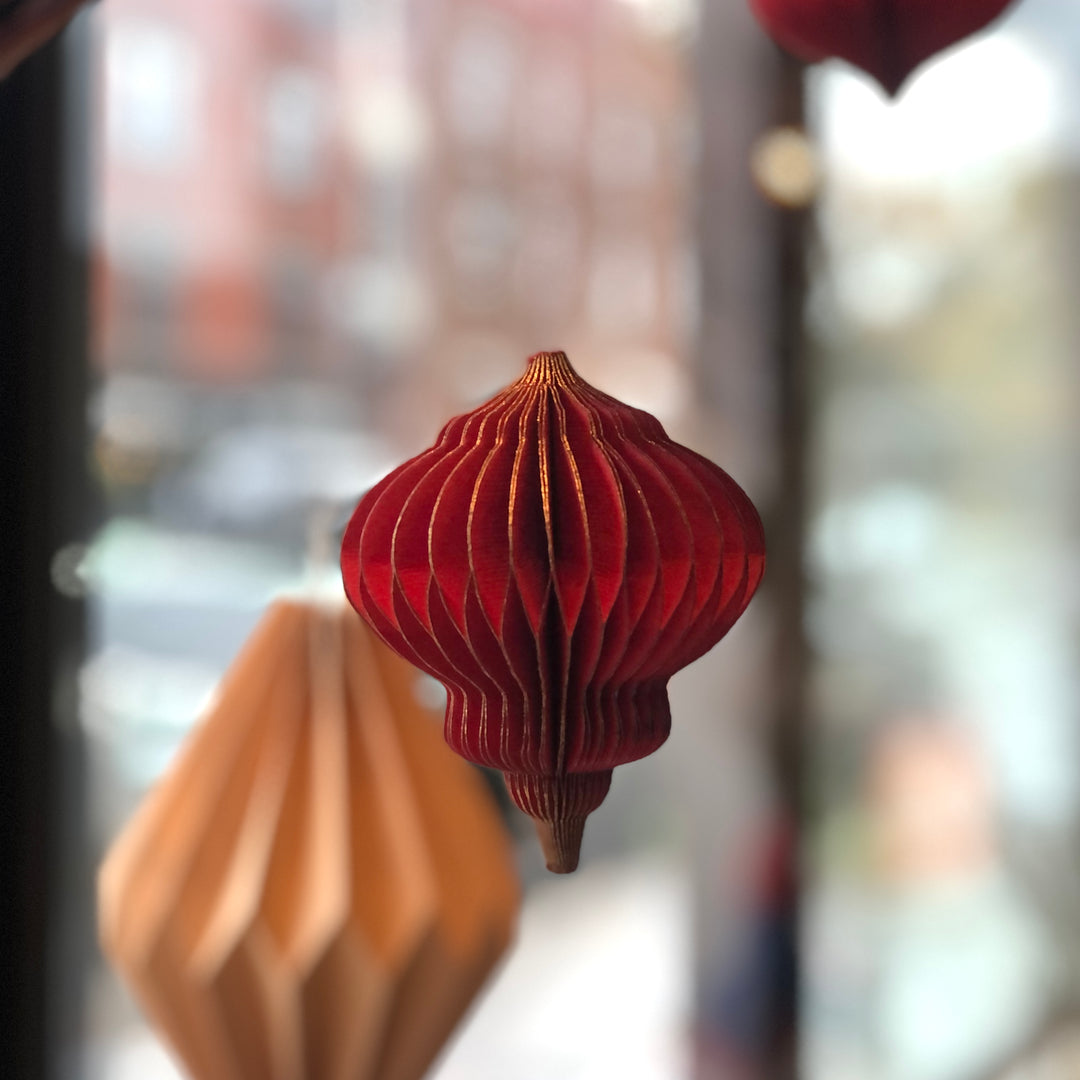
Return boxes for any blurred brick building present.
[94,0,697,449]
[95,0,348,383]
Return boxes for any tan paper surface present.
[99,598,520,1080]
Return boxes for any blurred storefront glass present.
[804,2,1080,1078]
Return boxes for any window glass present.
[805,3,1080,1077]
[80,1,777,1078]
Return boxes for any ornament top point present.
[524,350,576,385]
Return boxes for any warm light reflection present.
[750,126,819,209]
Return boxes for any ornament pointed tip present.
[524,350,575,384]
[879,76,906,99]
[504,771,611,872]
[534,817,585,874]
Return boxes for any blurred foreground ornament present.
[0,0,88,79]
[99,598,519,1080]
[749,0,1016,96]
[342,351,765,873]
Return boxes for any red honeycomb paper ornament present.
[99,599,519,1080]
[342,351,765,873]
[749,0,1016,96]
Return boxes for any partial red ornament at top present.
[749,0,1017,96]
[342,351,765,873]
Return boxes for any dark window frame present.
[0,24,93,1080]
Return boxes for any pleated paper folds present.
[749,0,1015,96]
[98,599,520,1080]
[342,351,765,872]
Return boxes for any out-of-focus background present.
[9,0,1080,1077]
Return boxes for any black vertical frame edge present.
[0,26,91,1080]
[767,52,810,1080]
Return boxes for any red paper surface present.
[342,352,765,872]
[749,0,1015,95]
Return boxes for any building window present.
[263,67,328,198]
[445,18,517,146]
[105,20,201,171]
[590,105,658,191]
